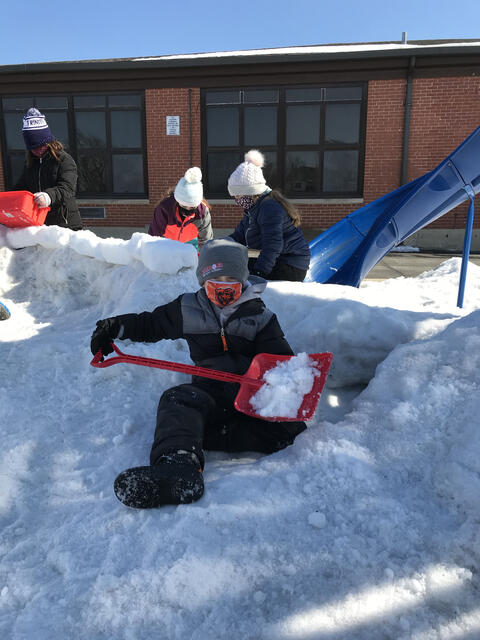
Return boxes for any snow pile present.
[250,352,320,418]
[262,257,480,387]
[1,224,197,275]
[1,227,480,639]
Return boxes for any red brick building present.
[0,39,479,247]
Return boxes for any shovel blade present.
[234,352,333,422]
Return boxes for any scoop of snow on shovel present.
[250,353,319,419]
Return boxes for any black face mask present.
[178,205,196,217]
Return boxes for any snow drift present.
[1,225,479,639]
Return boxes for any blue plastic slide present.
[0,301,11,320]
[307,126,480,286]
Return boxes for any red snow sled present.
[0,191,50,228]
[91,343,333,422]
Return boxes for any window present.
[1,93,147,198]
[202,85,366,198]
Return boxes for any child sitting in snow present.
[90,239,306,509]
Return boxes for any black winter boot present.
[113,451,204,509]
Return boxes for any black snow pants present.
[248,257,308,282]
[149,379,307,469]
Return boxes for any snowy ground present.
[1,226,479,640]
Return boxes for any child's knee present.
[159,384,216,416]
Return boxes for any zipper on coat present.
[38,157,42,191]
[176,208,195,241]
[220,327,228,351]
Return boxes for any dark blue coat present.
[229,192,310,275]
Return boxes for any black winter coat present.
[110,289,294,381]
[14,150,82,230]
[229,192,310,275]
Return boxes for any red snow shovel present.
[91,343,333,422]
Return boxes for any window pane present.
[9,154,26,186]
[205,91,241,105]
[244,106,277,146]
[77,152,108,193]
[243,90,279,103]
[286,105,320,145]
[286,88,323,102]
[325,87,362,101]
[325,103,360,145]
[207,107,239,146]
[75,111,106,147]
[74,95,106,108]
[108,95,141,108]
[111,111,141,148]
[285,151,320,193]
[207,152,242,193]
[2,97,33,111]
[4,113,25,149]
[112,154,144,193]
[262,151,278,189]
[36,96,68,109]
[44,112,69,148]
[323,150,359,192]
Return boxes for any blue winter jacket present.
[229,192,311,275]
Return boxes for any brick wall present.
[4,77,479,232]
[406,76,480,229]
[85,87,203,229]
[93,76,477,232]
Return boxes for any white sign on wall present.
[166,116,180,135]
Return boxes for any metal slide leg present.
[457,186,475,308]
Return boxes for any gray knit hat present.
[196,239,249,285]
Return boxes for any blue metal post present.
[457,185,475,308]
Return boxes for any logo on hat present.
[201,262,223,277]
[24,117,47,130]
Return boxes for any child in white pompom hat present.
[148,167,213,251]
[227,150,310,282]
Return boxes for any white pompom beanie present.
[227,150,268,196]
[174,167,203,208]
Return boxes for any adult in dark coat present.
[227,149,310,282]
[13,108,82,230]
[90,239,306,509]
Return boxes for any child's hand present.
[90,318,119,356]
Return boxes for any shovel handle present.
[90,342,262,387]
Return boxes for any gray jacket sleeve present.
[195,207,214,248]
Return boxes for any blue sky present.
[1,0,479,66]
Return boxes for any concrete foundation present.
[404,229,480,252]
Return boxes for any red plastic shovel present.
[91,343,333,422]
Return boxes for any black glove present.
[90,318,120,356]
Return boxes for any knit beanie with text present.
[22,108,55,150]
[196,239,249,285]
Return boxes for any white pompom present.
[244,149,264,168]
[184,167,202,183]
